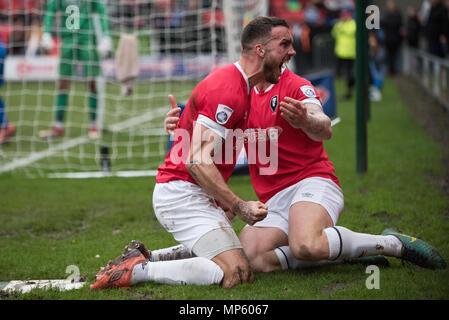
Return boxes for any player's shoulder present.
[207,63,243,82]
[200,64,247,100]
[281,69,320,101]
[281,69,316,94]
[282,69,313,87]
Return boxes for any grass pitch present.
[0,79,197,175]
[0,77,448,300]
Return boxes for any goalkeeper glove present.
[41,33,54,53]
[97,36,113,58]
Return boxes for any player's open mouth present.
[279,60,288,73]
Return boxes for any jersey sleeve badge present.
[215,104,234,125]
[300,85,317,98]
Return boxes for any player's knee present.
[290,239,325,261]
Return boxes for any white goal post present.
[222,0,269,62]
[0,0,268,178]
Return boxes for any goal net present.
[0,0,268,177]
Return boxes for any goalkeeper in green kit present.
[39,0,112,139]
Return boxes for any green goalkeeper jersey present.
[43,0,110,44]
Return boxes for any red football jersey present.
[246,68,340,203]
[156,63,250,185]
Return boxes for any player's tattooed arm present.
[186,124,267,225]
[304,105,329,136]
[280,97,332,141]
[232,200,268,225]
[185,123,240,207]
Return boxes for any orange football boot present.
[90,247,147,290]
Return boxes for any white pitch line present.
[0,107,168,174]
[48,170,158,179]
[0,136,89,173]
[108,106,168,132]
[1,279,86,294]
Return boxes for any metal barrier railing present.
[312,33,336,71]
[403,48,449,111]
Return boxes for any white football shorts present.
[250,177,344,236]
[153,180,242,259]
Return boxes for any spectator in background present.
[0,0,42,23]
[368,31,386,102]
[183,0,201,54]
[292,11,312,74]
[270,0,312,74]
[331,9,356,100]
[445,0,449,55]
[9,14,26,55]
[381,0,404,75]
[201,1,226,54]
[25,17,43,57]
[308,1,331,43]
[425,0,449,58]
[420,0,432,26]
[304,1,320,27]
[406,5,421,49]
[153,0,173,54]
[0,37,15,145]
[323,0,341,26]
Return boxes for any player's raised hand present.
[165,94,181,137]
[280,96,309,129]
[232,200,268,225]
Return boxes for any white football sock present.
[54,121,64,129]
[324,226,403,261]
[132,257,224,286]
[274,246,337,270]
[150,244,193,262]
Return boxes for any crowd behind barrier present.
[0,0,448,103]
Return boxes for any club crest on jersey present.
[215,104,234,125]
[270,95,279,112]
[300,85,316,98]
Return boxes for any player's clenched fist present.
[280,96,309,129]
[232,200,268,225]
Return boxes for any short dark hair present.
[241,16,290,53]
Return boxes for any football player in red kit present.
[239,67,443,272]
[91,16,297,290]
[163,69,446,273]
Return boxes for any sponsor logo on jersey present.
[243,126,283,143]
[215,104,234,125]
[170,125,280,174]
[270,95,279,112]
[300,85,316,98]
